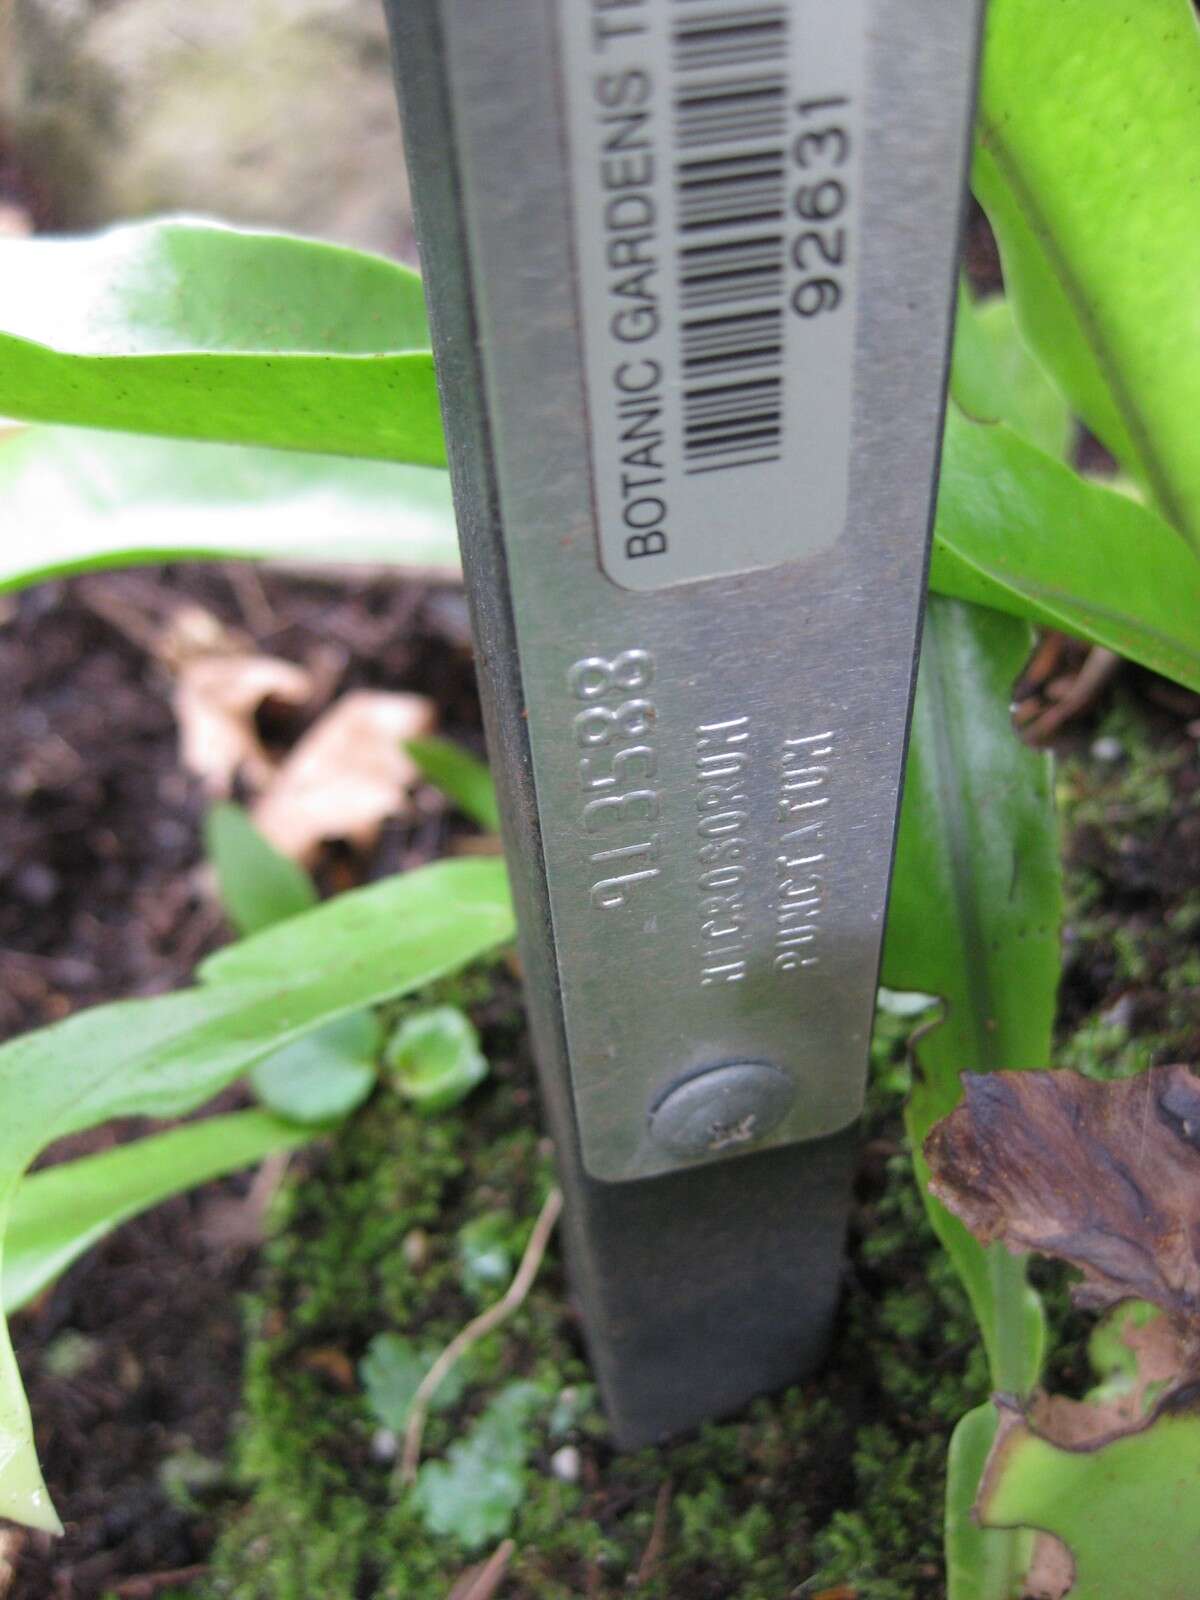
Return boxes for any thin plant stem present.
[400,1186,563,1485]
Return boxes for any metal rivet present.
[648,1062,795,1160]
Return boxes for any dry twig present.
[400,1187,563,1485]
[635,1477,674,1587]
[1024,645,1120,743]
[1022,630,1067,691]
[446,1539,516,1600]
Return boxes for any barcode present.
[673,4,789,475]
[673,4,788,71]
[679,235,784,310]
[561,0,862,583]
[676,75,786,149]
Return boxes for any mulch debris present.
[1,565,479,1598]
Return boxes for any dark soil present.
[0,565,483,1599]
[2,565,1199,1597]
[0,567,481,1038]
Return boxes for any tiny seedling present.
[409,1381,548,1551]
[385,1005,490,1115]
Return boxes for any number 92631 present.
[790,97,852,320]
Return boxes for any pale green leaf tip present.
[0,1433,64,1534]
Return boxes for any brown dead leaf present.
[251,689,435,863]
[174,653,313,795]
[935,1072,1200,1599]
[925,1066,1200,1334]
[1023,1531,1075,1600]
[1026,1309,1188,1452]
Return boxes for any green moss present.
[1055,1012,1162,1080]
[1058,698,1184,834]
[809,1430,948,1600]
[171,966,981,1600]
[1057,691,1200,1081]
[175,693,1195,1600]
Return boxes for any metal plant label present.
[385,0,983,1444]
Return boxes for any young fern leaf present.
[945,283,1200,694]
[0,858,513,1532]
[883,597,1061,1600]
[2,222,1199,712]
[3,1111,308,1316]
[0,427,460,595]
[0,221,444,464]
[205,802,318,936]
[886,597,1060,1382]
[974,0,1200,549]
[933,411,1200,696]
[950,285,1072,461]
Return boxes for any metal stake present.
[384,0,983,1447]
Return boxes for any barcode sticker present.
[558,0,865,589]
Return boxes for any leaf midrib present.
[937,536,1200,691]
[924,604,1005,1075]
[977,113,1196,551]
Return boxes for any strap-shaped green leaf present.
[2,222,1197,706]
[5,411,1198,700]
[0,426,460,592]
[885,598,1058,1394]
[3,1112,309,1315]
[885,598,1060,1596]
[950,286,1071,461]
[0,857,512,1533]
[0,221,444,464]
[975,0,1200,546]
[934,411,1200,694]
